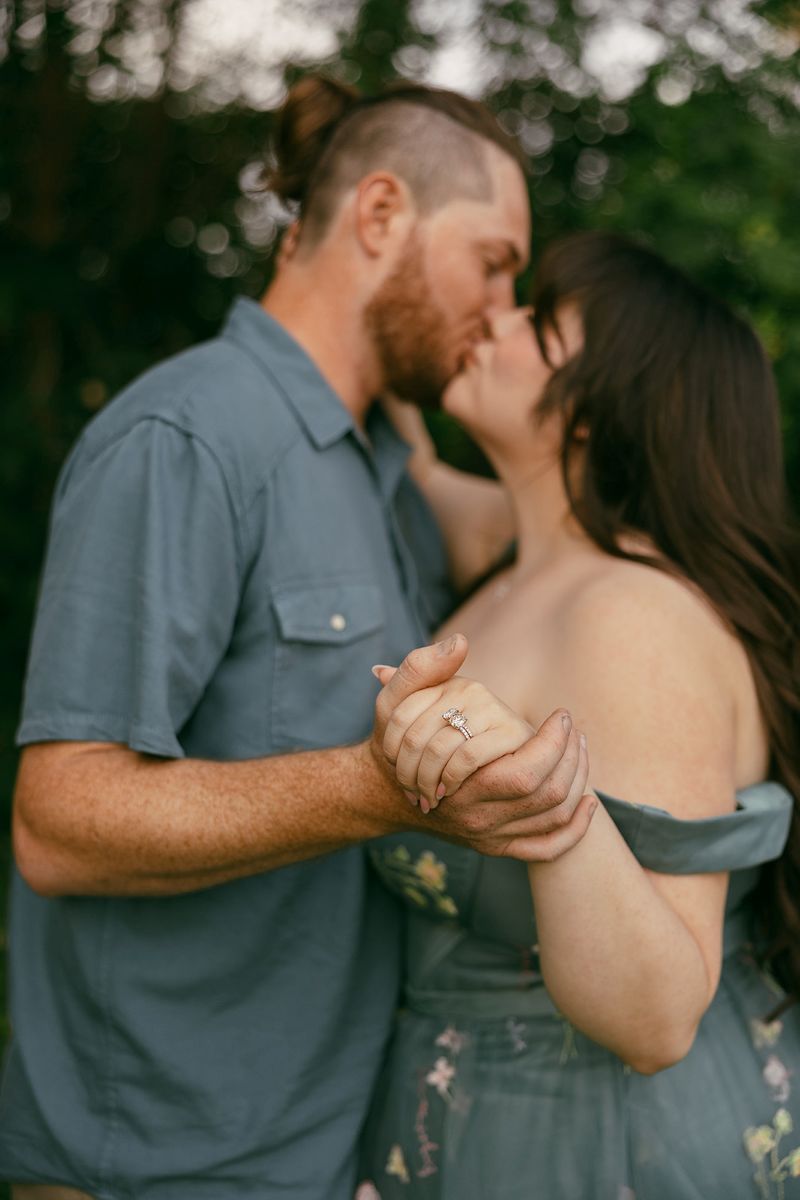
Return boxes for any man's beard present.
[364,229,457,410]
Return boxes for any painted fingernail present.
[561,712,572,732]
[403,789,418,807]
[435,783,446,801]
[435,635,458,656]
[371,664,392,678]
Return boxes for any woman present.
[359,232,800,1199]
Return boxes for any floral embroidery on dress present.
[435,1025,468,1054]
[764,1056,793,1105]
[414,1083,440,1179]
[425,1024,469,1104]
[753,1019,785,1050]
[507,1017,528,1053]
[355,1183,382,1200]
[405,1022,472,1180]
[426,1056,456,1100]
[744,1109,800,1199]
[385,1144,410,1184]
[741,974,800,1198]
[414,851,447,890]
[371,846,460,917]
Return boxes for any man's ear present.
[354,172,414,257]
[275,220,301,270]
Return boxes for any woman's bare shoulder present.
[559,553,735,653]
[543,554,749,814]
[546,551,754,741]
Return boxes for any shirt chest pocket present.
[271,582,387,750]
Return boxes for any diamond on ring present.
[442,707,474,740]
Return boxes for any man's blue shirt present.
[0,298,452,1197]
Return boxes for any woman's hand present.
[380,395,438,478]
[374,664,589,817]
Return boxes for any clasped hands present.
[370,633,597,862]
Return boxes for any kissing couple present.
[3,73,799,1200]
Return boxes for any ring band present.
[442,707,473,740]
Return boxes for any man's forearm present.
[14,639,597,898]
[13,739,406,897]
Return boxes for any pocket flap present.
[272,583,385,645]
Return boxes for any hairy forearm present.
[528,802,715,1073]
[13,739,405,897]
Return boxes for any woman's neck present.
[492,446,593,580]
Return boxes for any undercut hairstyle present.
[531,231,800,1009]
[265,75,526,248]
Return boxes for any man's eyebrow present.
[481,239,529,272]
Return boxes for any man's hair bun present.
[267,75,361,205]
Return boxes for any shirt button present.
[330,613,347,632]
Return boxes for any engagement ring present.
[442,707,474,740]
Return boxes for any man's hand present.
[370,635,596,862]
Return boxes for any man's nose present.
[485,274,517,314]
[484,293,524,336]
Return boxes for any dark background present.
[1,0,799,1188]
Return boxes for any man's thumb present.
[431,633,468,663]
[379,634,469,705]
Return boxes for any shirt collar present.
[221,297,355,450]
[364,404,413,500]
[221,297,413,493]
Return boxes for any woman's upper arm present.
[423,464,514,592]
[381,398,513,592]
[551,570,739,814]
[548,570,742,993]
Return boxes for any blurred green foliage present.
[0,3,799,1186]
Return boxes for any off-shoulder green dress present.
[359,783,799,1200]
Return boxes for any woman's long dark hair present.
[531,231,800,1003]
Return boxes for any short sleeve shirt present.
[0,299,453,1198]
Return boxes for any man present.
[0,77,593,1197]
